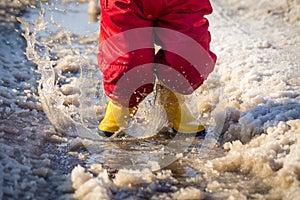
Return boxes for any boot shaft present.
[157,84,205,134]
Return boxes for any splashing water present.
[16,3,176,166]
[17,2,224,174]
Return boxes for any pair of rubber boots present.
[98,85,205,137]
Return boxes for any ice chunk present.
[171,187,203,200]
[71,165,112,200]
[113,168,155,187]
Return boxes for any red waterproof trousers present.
[98,0,217,107]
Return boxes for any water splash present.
[17,5,105,142]
[17,4,168,141]
[17,3,223,172]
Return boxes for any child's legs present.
[154,0,216,94]
[98,0,156,107]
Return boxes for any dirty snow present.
[0,0,300,199]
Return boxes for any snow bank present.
[211,120,300,199]
[71,164,206,199]
[71,165,112,200]
[191,0,300,198]
[71,165,157,199]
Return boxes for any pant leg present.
[154,0,217,94]
[98,0,156,107]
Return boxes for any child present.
[97,0,216,137]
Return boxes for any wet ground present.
[1,0,300,199]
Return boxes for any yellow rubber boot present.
[158,85,205,135]
[98,100,137,137]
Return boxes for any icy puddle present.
[17,0,300,199]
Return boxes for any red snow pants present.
[98,0,217,107]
